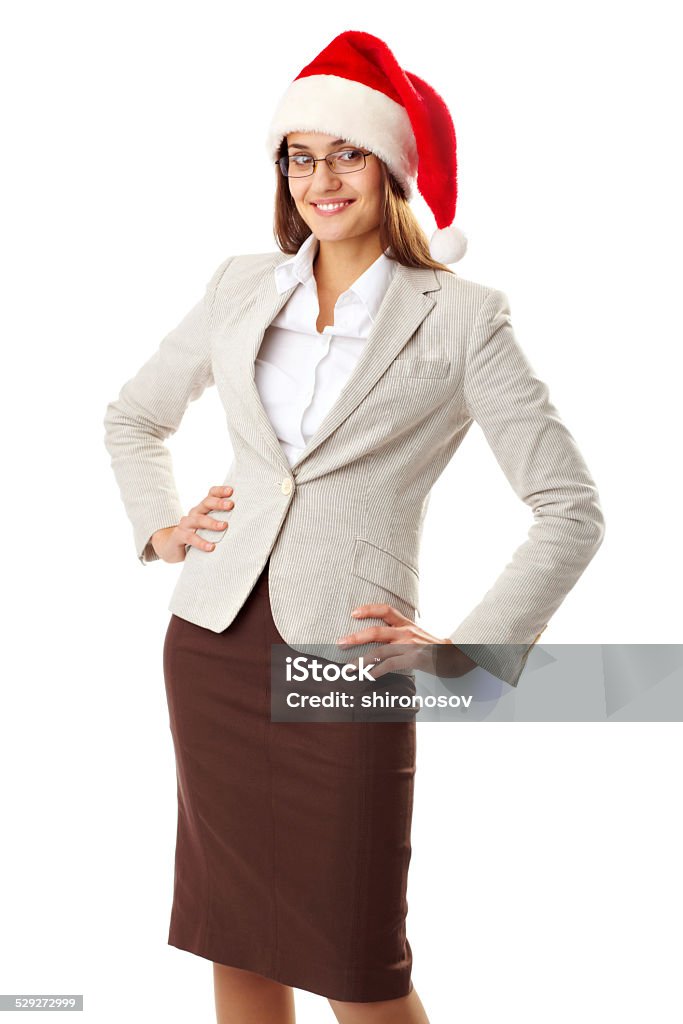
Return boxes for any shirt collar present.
[274,233,397,323]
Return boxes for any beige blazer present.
[103,251,605,686]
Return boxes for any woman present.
[103,30,605,1024]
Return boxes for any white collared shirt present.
[254,232,398,468]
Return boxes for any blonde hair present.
[272,139,455,274]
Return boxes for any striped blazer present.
[103,251,605,686]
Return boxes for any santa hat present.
[266,30,468,264]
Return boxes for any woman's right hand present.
[151,485,234,563]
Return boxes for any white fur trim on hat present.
[266,74,418,199]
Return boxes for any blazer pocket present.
[383,356,451,379]
[351,538,420,614]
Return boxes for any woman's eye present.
[293,155,312,165]
[339,150,360,160]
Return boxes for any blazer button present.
[281,478,293,495]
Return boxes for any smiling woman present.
[103,26,605,1024]
[273,130,461,273]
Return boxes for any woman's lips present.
[311,199,356,217]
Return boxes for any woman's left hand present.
[336,603,478,679]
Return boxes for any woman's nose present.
[314,159,340,182]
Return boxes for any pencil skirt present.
[162,553,417,1003]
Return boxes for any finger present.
[337,622,413,648]
[205,494,235,511]
[179,526,217,552]
[192,486,234,514]
[178,511,228,534]
[364,657,399,680]
[336,625,397,648]
[347,641,417,677]
[346,638,402,660]
[190,512,230,532]
[351,652,408,680]
[369,650,422,678]
[350,603,409,627]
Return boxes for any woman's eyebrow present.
[287,138,348,152]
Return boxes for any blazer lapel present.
[235,266,300,473]
[236,255,441,473]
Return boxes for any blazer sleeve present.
[446,287,606,686]
[103,255,235,564]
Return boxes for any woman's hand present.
[336,603,479,679]
[151,485,235,563]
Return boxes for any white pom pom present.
[429,224,468,264]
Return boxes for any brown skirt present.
[162,553,416,1003]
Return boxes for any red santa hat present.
[266,30,468,264]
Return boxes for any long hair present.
[272,139,455,275]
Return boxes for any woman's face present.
[285,131,383,244]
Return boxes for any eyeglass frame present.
[275,147,375,178]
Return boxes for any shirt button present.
[281,478,293,495]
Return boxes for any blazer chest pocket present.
[383,356,451,379]
[351,538,420,616]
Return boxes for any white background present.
[1,1,681,1021]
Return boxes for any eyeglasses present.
[276,147,373,178]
